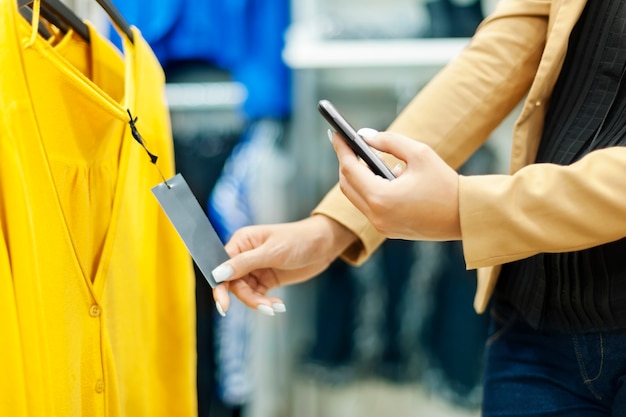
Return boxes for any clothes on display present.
[109,1,294,404]
[167,61,245,417]
[110,0,291,119]
[109,1,294,412]
[424,0,485,38]
[0,1,196,416]
[208,119,288,408]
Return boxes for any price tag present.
[151,173,228,288]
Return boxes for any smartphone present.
[318,99,396,180]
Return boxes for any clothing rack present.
[16,0,133,43]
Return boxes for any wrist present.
[309,214,358,254]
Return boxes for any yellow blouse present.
[0,2,196,416]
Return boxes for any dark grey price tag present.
[151,173,228,288]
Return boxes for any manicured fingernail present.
[357,127,378,138]
[272,303,287,313]
[327,129,334,143]
[212,264,233,283]
[393,163,403,171]
[257,304,275,316]
[215,301,226,317]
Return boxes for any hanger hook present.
[24,0,41,48]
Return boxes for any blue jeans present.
[482,301,626,417]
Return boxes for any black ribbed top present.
[496,0,626,333]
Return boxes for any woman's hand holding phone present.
[326,109,461,242]
[318,99,396,180]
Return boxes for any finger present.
[330,130,361,165]
[212,282,230,317]
[360,131,420,164]
[392,162,404,176]
[241,273,282,303]
[357,127,378,138]
[332,131,375,179]
[267,296,287,313]
[333,128,387,201]
[335,156,374,218]
[230,279,278,316]
[211,245,279,288]
[338,174,370,217]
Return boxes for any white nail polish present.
[212,264,233,283]
[215,301,226,317]
[357,127,378,138]
[257,304,275,316]
[327,129,334,143]
[272,303,287,313]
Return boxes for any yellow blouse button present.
[89,304,101,317]
[95,380,104,394]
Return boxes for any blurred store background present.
[69,0,517,416]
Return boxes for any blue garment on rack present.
[108,0,181,47]
[226,0,291,119]
[207,119,285,406]
[110,0,291,118]
[206,128,254,407]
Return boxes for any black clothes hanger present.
[96,0,133,43]
[19,4,53,38]
[20,1,72,37]
[18,0,90,42]
[16,0,133,44]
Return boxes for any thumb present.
[211,245,271,284]
[358,129,414,163]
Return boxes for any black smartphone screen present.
[318,99,396,180]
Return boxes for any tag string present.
[127,109,171,188]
